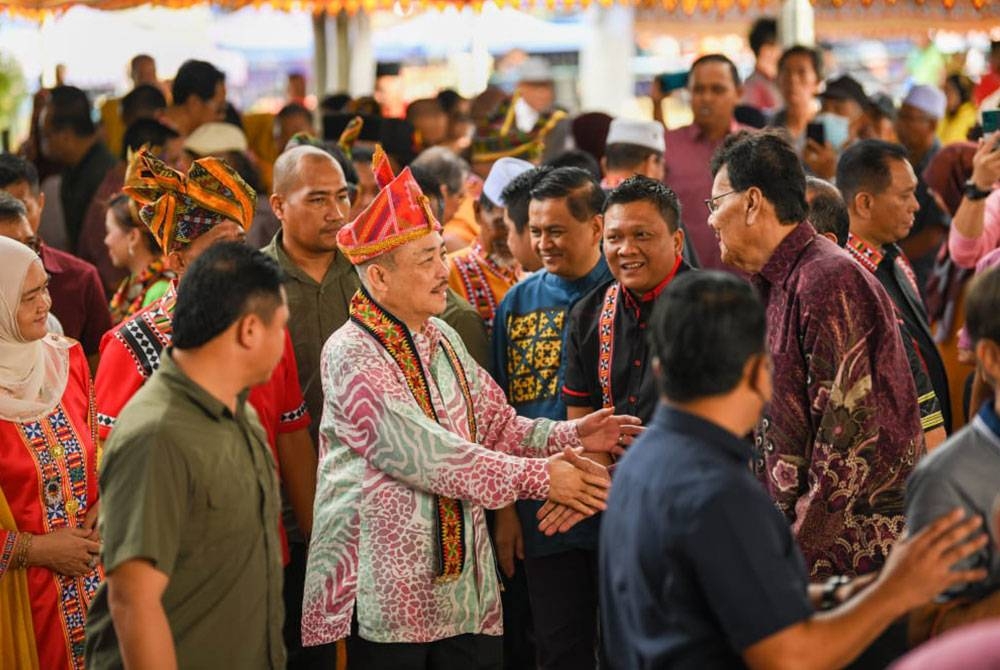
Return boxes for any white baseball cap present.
[482,157,534,206]
[605,118,665,153]
[183,122,249,156]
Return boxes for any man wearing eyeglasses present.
[707,130,923,587]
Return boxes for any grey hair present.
[410,146,469,196]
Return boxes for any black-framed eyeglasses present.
[704,190,739,215]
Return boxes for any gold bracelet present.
[13,532,33,570]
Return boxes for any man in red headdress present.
[301,147,641,669]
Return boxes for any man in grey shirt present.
[906,265,1000,637]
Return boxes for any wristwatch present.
[964,179,993,201]
[820,575,850,611]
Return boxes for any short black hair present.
[604,175,680,232]
[501,165,551,234]
[321,93,351,114]
[277,102,312,123]
[120,84,167,126]
[121,119,180,160]
[0,191,27,225]
[0,153,40,193]
[545,149,602,182]
[778,45,823,80]
[691,54,741,88]
[602,143,660,173]
[46,86,95,137]
[173,242,285,350]
[650,271,766,402]
[437,89,464,115]
[530,166,605,222]
[966,265,1000,345]
[172,60,225,106]
[749,18,777,56]
[836,139,909,206]
[710,130,808,225]
[806,177,849,247]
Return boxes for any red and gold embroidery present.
[350,287,476,583]
[597,283,620,409]
[19,408,100,669]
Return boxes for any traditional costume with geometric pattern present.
[302,147,586,646]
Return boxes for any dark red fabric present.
[41,244,113,356]
[921,142,977,217]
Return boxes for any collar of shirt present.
[268,231,354,287]
[846,232,887,274]
[652,403,752,463]
[755,221,817,288]
[39,242,66,275]
[514,97,541,134]
[64,141,114,184]
[977,400,1000,442]
[621,255,683,315]
[158,347,249,422]
[690,118,743,143]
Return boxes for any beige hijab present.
[0,237,70,422]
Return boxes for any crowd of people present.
[2,17,1000,670]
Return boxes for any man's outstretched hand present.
[545,447,611,518]
[575,408,643,456]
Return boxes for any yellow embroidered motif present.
[505,308,566,405]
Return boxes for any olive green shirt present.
[85,350,285,670]
[262,231,490,442]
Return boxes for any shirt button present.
[633,360,641,367]
[639,323,646,329]
[628,395,637,404]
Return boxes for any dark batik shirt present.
[752,222,924,579]
[846,233,950,432]
[562,259,689,424]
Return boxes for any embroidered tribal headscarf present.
[0,237,71,422]
[471,94,566,164]
[336,145,442,265]
[123,147,256,255]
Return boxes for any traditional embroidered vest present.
[349,287,477,582]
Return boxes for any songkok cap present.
[123,147,256,255]
[605,118,665,153]
[482,157,533,206]
[820,76,868,109]
[183,122,248,156]
[518,57,554,83]
[902,85,947,120]
[337,145,442,265]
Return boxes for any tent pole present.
[779,0,815,47]
[312,10,328,97]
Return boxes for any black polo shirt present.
[562,262,690,424]
[600,405,813,669]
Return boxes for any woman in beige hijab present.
[0,236,102,670]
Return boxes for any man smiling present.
[491,166,613,670]
[301,151,639,669]
[563,175,690,424]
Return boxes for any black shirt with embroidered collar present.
[562,257,691,424]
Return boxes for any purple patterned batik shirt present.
[752,222,924,579]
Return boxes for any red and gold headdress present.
[336,145,441,265]
[123,147,256,254]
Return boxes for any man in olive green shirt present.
[85,243,289,670]
[265,146,490,442]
